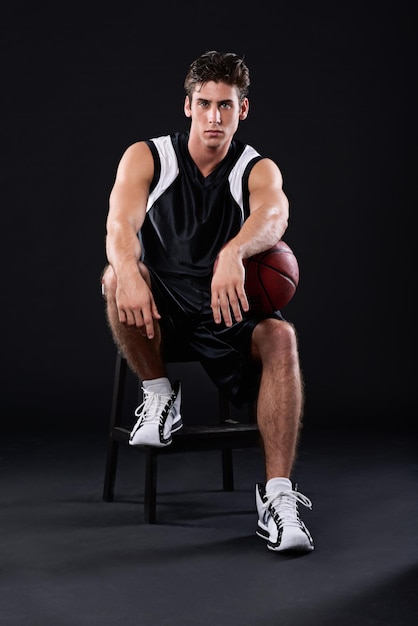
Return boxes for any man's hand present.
[210,250,249,326]
[116,272,161,339]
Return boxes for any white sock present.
[142,377,172,395]
[266,477,292,496]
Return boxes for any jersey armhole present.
[145,140,161,193]
[242,155,264,218]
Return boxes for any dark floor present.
[1,424,417,626]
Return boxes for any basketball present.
[243,241,299,313]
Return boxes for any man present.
[101,50,314,553]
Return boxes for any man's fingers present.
[211,282,247,326]
[212,291,235,327]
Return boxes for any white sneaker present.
[256,482,314,553]
[129,380,182,448]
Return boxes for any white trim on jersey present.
[147,136,260,219]
[146,135,179,213]
[228,144,261,219]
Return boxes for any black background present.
[2,2,415,433]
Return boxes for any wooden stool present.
[102,351,260,523]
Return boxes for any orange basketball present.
[243,241,299,313]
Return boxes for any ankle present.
[142,377,172,394]
[266,477,292,496]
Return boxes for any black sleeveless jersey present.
[140,131,263,282]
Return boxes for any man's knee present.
[101,265,116,300]
[252,318,298,359]
[137,261,152,286]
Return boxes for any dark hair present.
[184,50,250,101]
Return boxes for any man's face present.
[184,81,249,149]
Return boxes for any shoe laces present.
[134,388,173,425]
[264,489,312,528]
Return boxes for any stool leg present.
[218,390,234,491]
[103,352,127,501]
[144,448,158,524]
[103,440,119,502]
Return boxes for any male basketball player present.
[101,50,314,553]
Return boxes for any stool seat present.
[111,422,259,451]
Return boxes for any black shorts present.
[149,269,285,407]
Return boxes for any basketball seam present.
[250,256,298,287]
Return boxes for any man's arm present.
[105,141,160,337]
[211,158,289,326]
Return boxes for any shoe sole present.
[169,381,183,436]
[171,416,183,434]
[267,543,314,553]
